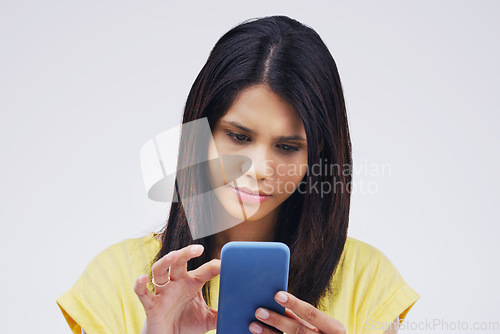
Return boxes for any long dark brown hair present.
[147,15,352,310]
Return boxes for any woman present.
[57,15,419,334]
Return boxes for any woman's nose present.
[241,146,275,180]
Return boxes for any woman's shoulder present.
[344,235,384,254]
[121,231,162,255]
[333,236,409,292]
[79,232,162,284]
[92,232,160,259]
[56,232,161,333]
[342,236,394,270]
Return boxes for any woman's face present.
[207,84,308,222]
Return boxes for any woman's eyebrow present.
[221,120,307,142]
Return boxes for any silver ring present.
[152,266,171,287]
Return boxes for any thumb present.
[190,259,221,285]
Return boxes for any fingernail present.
[191,244,203,254]
[249,323,262,333]
[256,308,269,319]
[276,291,288,303]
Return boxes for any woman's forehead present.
[220,85,306,137]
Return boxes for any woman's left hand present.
[249,291,346,334]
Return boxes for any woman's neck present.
[213,211,278,259]
[154,210,280,259]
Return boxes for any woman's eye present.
[226,131,250,142]
[277,144,300,153]
[226,131,300,153]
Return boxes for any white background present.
[1,1,499,332]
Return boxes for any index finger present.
[168,244,204,279]
[274,291,344,333]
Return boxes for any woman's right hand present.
[134,244,221,334]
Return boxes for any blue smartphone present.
[216,241,290,333]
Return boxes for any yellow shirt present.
[57,233,419,334]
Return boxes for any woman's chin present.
[213,185,270,220]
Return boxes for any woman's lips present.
[229,186,271,203]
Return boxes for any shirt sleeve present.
[56,244,129,334]
[361,245,420,334]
